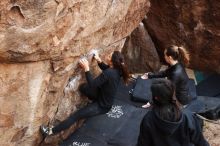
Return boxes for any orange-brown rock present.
[0,0,150,63]
[0,113,14,128]
[144,0,220,73]
[0,0,150,145]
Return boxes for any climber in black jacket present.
[40,51,129,136]
[137,78,209,146]
[142,45,192,107]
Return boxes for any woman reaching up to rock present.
[40,51,129,136]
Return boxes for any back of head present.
[151,79,181,122]
[165,45,190,66]
[111,51,129,84]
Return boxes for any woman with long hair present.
[142,45,192,107]
[137,79,209,146]
[40,51,129,136]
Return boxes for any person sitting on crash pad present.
[40,51,129,136]
[141,45,192,108]
[137,78,209,146]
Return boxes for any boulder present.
[122,22,161,73]
[143,0,220,73]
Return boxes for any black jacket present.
[148,63,190,105]
[137,110,209,146]
[85,62,120,109]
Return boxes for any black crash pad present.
[61,131,107,146]
[131,77,152,103]
[107,108,147,146]
[130,78,197,103]
[60,77,220,146]
[115,80,144,107]
[185,96,220,120]
[76,100,138,141]
[60,100,148,146]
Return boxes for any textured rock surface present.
[122,22,161,73]
[204,120,220,146]
[0,0,150,146]
[0,62,51,146]
[144,0,220,73]
[0,0,150,63]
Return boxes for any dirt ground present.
[204,120,220,146]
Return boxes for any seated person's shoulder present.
[182,110,202,126]
[182,110,194,118]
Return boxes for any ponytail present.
[120,62,130,84]
[165,45,190,66]
[177,46,190,66]
[111,51,130,84]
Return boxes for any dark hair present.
[165,45,190,66]
[111,51,129,84]
[151,79,181,122]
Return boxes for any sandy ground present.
[204,120,220,146]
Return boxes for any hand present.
[79,58,90,72]
[142,102,151,108]
[141,73,148,79]
[93,53,101,63]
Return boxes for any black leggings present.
[52,83,110,134]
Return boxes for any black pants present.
[52,83,110,134]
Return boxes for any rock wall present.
[122,21,161,73]
[144,0,220,73]
[0,0,150,146]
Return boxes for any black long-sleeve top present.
[85,62,121,109]
[148,63,190,105]
[137,109,209,146]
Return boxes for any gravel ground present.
[204,120,220,146]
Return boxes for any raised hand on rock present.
[141,73,148,79]
[93,52,102,63]
[79,58,90,72]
